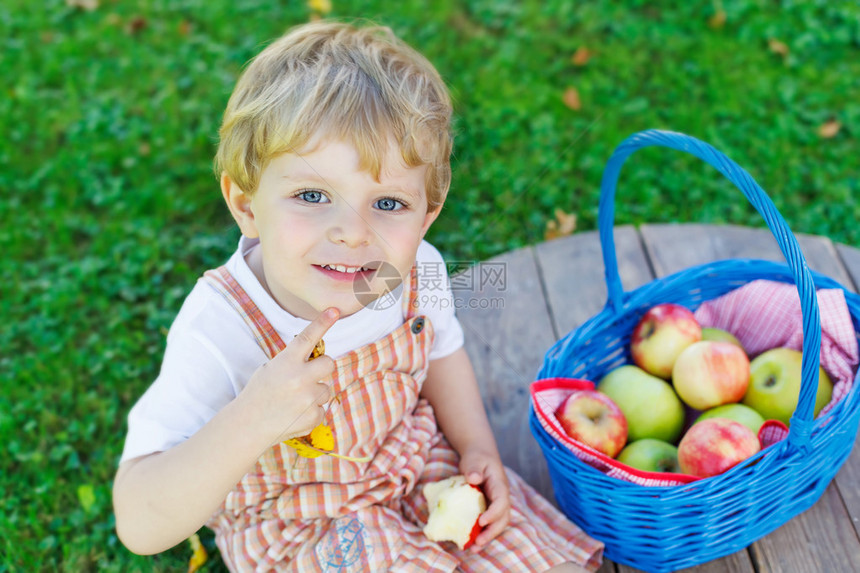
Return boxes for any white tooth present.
[345,267,357,274]
[335,265,347,273]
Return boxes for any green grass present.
[2,0,859,570]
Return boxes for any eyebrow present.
[281,172,322,183]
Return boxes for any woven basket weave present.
[531,130,860,572]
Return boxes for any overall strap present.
[204,263,421,358]
[401,265,420,320]
[202,267,285,360]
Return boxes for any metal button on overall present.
[411,317,425,334]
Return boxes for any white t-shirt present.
[120,237,464,463]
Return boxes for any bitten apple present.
[678,418,761,478]
[555,390,628,458]
[617,439,680,473]
[631,303,702,379]
[423,475,486,550]
[743,347,833,426]
[598,365,685,443]
[672,340,750,410]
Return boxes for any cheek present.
[260,212,318,243]
[381,221,425,260]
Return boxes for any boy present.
[113,20,602,572]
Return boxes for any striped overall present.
[203,266,602,572]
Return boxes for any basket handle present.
[598,129,821,449]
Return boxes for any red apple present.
[423,475,486,549]
[678,418,760,478]
[555,390,628,458]
[631,303,702,379]
[671,340,750,410]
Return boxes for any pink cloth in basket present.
[532,279,859,486]
[694,279,859,422]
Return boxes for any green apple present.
[701,327,745,353]
[598,365,685,443]
[694,403,765,434]
[742,347,833,426]
[617,439,680,473]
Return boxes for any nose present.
[327,204,373,247]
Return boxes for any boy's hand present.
[460,448,511,551]
[242,307,339,446]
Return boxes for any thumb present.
[283,307,339,362]
[460,460,485,486]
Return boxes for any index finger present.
[287,307,340,360]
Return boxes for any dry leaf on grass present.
[66,0,98,10]
[178,20,193,36]
[818,120,841,139]
[563,87,581,111]
[571,47,591,67]
[708,10,726,29]
[126,16,148,35]
[544,209,577,241]
[768,38,789,57]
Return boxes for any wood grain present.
[454,245,558,502]
[535,226,653,338]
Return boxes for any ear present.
[420,204,442,239]
[221,173,259,239]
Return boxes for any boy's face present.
[225,138,440,320]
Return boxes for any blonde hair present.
[214,20,453,209]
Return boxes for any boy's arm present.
[421,347,499,461]
[421,346,512,547]
[113,309,339,555]
[113,390,283,554]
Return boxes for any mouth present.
[314,263,377,282]
[318,263,374,274]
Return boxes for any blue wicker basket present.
[531,130,860,572]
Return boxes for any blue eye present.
[298,190,327,203]
[376,197,404,211]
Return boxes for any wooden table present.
[455,223,860,573]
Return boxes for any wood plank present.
[748,484,860,573]
[837,243,860,291]
[640,223,852,284]
[535,226,654,338]
[641,223,860,571]
[453,246,559,503]
[616,549,752,573]
[833,242,860,541]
